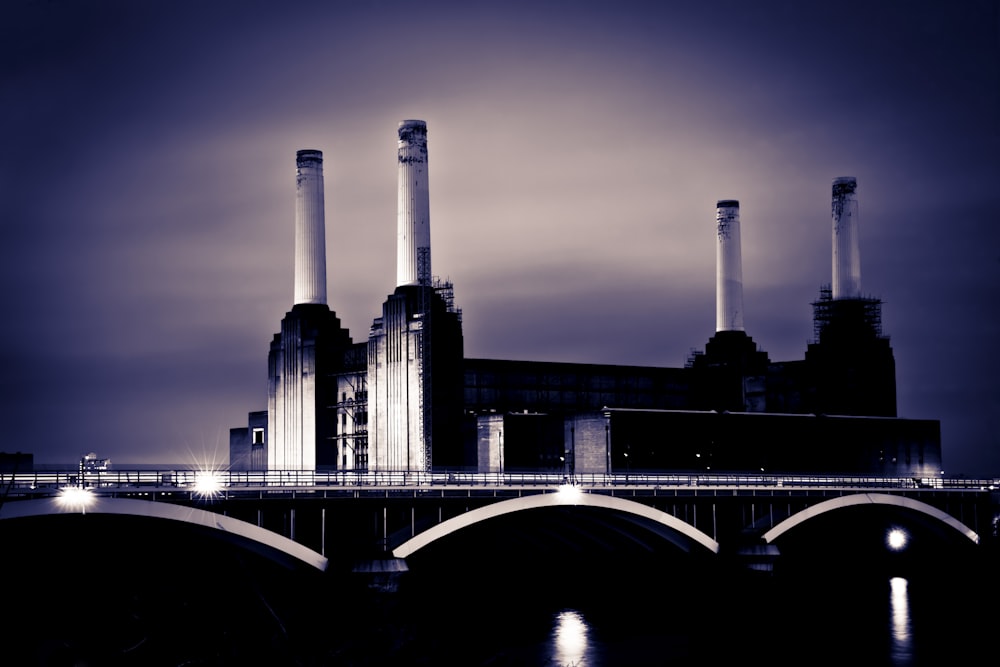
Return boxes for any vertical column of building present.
[269,150,329,472]
[397,120,431,287]
[831,176,861,300]
[294,149,327,305]
[274,318,317,471]
[715,199,745,332]
[289,150,325,469]
[401,118,430,472]
[369,119,463,472]
[266,336,282,470]
[369,120,435,472]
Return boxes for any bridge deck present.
[3,470,994,568]
[2,470,995,500]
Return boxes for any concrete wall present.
[368,291,427,472]
[568,413,609,475]
[477,414,503,473]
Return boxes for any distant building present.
[228,410,267,471]
[81,452,110,472]
[0,452,33,473]
[231,131,940,479]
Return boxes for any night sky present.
[3,0,998,476]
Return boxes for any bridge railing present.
[1,469,997,496]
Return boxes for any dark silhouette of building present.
[0,452,32,473]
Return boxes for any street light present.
[193,470,224,498]
[557,482,581,502]
[886,527,908,551]
[58,455,96,513]
[57,485,94,514]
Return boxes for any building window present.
[252,428,264,445]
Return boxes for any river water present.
[2,512,995,666]
[338,562,994,666]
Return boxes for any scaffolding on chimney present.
[811,284,885,343]
[417,247,433,471]
[432,278,461,319]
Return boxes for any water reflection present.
[551,609,590,666]
[889,577,913,665]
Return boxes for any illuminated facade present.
[366,121,465,471]
[264,151,354,471]
[230,138,941,478]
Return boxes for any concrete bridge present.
[2,470,996,577]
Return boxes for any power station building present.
[230,121,941,478]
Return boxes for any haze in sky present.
[2,0,998,476]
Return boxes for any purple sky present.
[3,0,998,476]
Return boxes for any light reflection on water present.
[889,577,913,665]
[551,609,590,666]
[537,577,924,667]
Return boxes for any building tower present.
[716,199,745,333]
[294,150,327,305]
[689,200,769,412]
[265,150,354,471]
[396,120,431,287]
[805,177,896,417]
[368,121,464,473]
[831,176,861,300]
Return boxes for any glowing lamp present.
[556,483,581,502]
[57,486,94,513]
[886,528,908,551]
[193,470,224,498]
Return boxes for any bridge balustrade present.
[2,469,996,498]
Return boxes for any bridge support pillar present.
[352,558,410,593]
[735,543,781,574]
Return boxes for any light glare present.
[552,610,589,666]
[557,483,581,502]
[194,470,224,497]
[57,486,94,512]
[887,528,908,551]
[889,577,913,662]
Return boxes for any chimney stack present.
[831,176,861,300]
[397,120,431,287]
[293,149,327,305]
[716,199,745,332]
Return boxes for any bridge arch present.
[762,493,980,545]
[0,496,328,571]
[392,487,719,559]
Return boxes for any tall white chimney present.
[716,199,745,332]
[831,176,861,300]
[293,149,327,305]
[396,120,431,287]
